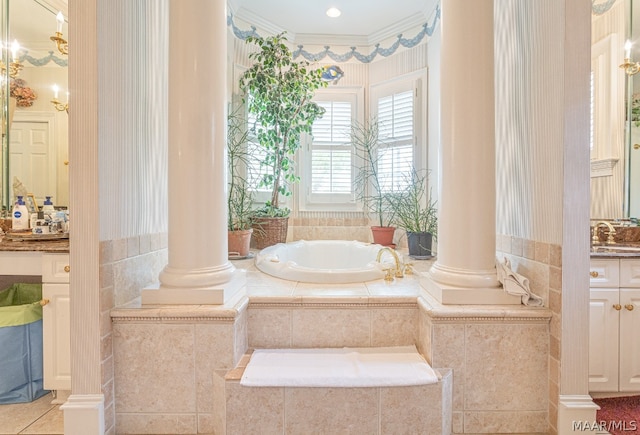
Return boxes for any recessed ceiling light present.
[326,7,341,18]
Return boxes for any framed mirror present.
[0,0,68,213]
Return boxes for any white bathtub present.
[255,240,395,283]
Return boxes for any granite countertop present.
[0,235,69,253]
[590,244,640,258]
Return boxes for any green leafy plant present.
[386,167,438,237]
[239,32,327,216]
[227,108,255,231]
[352,118,396,227]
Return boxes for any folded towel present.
[240,345,439,387]
[496,258,544,307]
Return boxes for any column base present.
[60,394,105,435]
[557,395,600,433]
[420,273,521,305]
[141,272,246,305]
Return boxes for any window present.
[311,101,352,194]
[301,90,361,209]
[377,89,414,192]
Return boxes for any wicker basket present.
[252,216,289,249]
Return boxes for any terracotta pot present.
[371,226,395,247]
[228,228,253,258]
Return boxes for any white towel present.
[240,345,439,387]
[496,258,544,307]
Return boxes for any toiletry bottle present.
[12,196,29,230]
[42,196,55,221]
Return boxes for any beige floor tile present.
[0,394,58,435]
[20,406,64,434]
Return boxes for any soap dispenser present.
[42,196,55,220]
[12,196,29,230]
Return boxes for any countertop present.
[590,244,640,258]
[0,235,69,253]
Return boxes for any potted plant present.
[351,118,396,246]
[387,167,438,258]
[227,108,255,258]
[239,32,327,248]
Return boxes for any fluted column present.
[422,0,519,304]
[143,0,243,305]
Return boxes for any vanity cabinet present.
[589,258,640,392]
[41,253,71,391]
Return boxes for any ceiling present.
[10,0,68,52]
[229,0,439,45]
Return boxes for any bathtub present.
[255,240,395,283]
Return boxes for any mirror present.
[628,0,640,217]
[0,0,68,213]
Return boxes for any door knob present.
[590,271,599,278]
[614,304,622,310]
[64,265,70,273]
[40,299,49,306]
[625,304,635,311]
[635,144,640,150]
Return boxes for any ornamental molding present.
[20,51,67,68]
[227,3,441,64]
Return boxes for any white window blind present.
[310,101,353,195]
[377,89,414,191]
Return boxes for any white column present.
[421,0,519,304]
[142,0,243,305]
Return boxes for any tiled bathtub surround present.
[289,212,410,248]
[99,233,168,435]
[497,235,561,435]
[110,253,552,434]
[215,355,453,435]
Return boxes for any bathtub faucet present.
[376,247,404,281]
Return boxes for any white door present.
[589,288,620,392]
[9,119,56,206]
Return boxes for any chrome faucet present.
[376,247,404,280]
[592,221,617,245]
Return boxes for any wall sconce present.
[51,84,68,113]
[620,40,640,75]
[0,40,23,78]
[50,12,68,55]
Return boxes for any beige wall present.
[495,0,565,245]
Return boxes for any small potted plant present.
[352,118,396,246]
[227,109,254,258]
[239,32,327,248]
[386,167,437,258]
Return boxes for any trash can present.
[0,283,49,404]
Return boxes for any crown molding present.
[233,2,431,49]
[234,7,287,39]
[367,12,427,45]
[34,0,68,16]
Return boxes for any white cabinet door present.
[589,288,620,392]
[620,289,640,392]
[42,283,71,391]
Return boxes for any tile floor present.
[0,393,63,435]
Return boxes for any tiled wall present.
[289,213,409,248]
[99,233,168,435]
[497,235,562,435]
[417,296,551,434]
